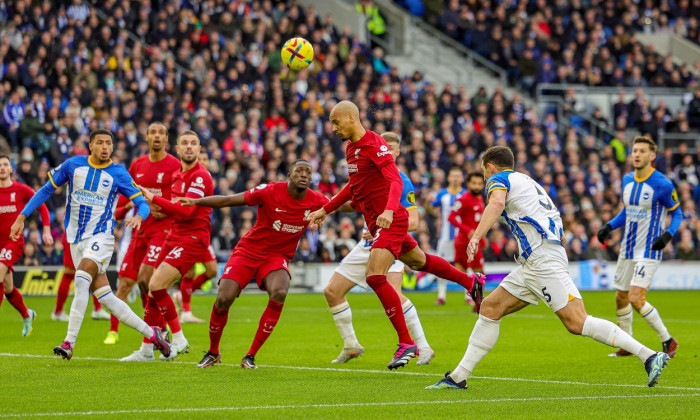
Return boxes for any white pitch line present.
[2,393,699,418]
[0,352,699,392]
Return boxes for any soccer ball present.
[281,37,314,71]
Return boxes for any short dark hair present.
[381,132,401,144]
[177,130,199,143]
[482,146,514,169]
[466,171,483,182]
[89,129,114,143]
[289,159,311,171]
[448,166,463,174]
[0,153,11,164]
[633,135,657,153]
[148,121,168,134]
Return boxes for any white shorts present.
[334,242,405,290]
[70,233,115,275]
[500,242,582,312]
[613,257,660,291]
[437,239,455,262]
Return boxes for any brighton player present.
[104,122,180,345]
[448,171,485,309]
[427,146,670,390]
[180,159,328,369]
[597,136,680,358]
[432,167,465,305]
[0,154,51,336]
[53,233,110,322]
[11,129,170,360]
[307,101,484,370]
[324,132,434,365]
[121,130,213,361]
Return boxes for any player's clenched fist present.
[376,209,394,229]
[306,208,327,228]
[9,216,24,242]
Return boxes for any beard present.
[181,155,197,164]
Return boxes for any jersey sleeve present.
[372,139,396,168]
[431,190,444,207]
[486,172,511,200]
[244,183,271,206]
[47,159,72,188]
[186,170,212,199]
[659,180,680,211]
[115,168,143,201]
[399,171,416,210]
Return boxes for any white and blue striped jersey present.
[361,171,416,248]
[22,156,149,244]
[486,170,564,261]
[432,187,465,241]
[610,169,681,261]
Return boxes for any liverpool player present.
[325,132,434,365]
[53,233,110,322]
[307,101,484,369]
[104,122,180,345]
[448,171,486,310]
[181,159,328,369]
[0,154,51,336]
[121,130,214,361]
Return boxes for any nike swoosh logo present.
[275,208,286,212]
[136,174,144,178]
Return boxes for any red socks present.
[209,303,230,355]
[150,289,182,334]
[142,296,166,344]
[6,286,29,318]
[92,295,102,311]
[109,314,120,333]
[180,275,193,312]
[55,271,73,314]
[366,275,412,344]
[421,254,474,291]
[191,273,209,291]
[247,300,284,356]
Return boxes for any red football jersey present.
[152,161,213,245]
[450,191,485,245]
[129,153,181,237]
[344,130,408,224]
[236,182,329,261]
[0,181,51,245]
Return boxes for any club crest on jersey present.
[10,192,15,202]
[304,209,310,219]
[642,192,650,201]
[355,148,361,159]
[101,179,111,188]
[157,173,164,183]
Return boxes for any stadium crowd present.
[0,0,699,270]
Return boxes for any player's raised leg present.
[324,272,364,363]
[197,277,242,368]
[387,270,433,365]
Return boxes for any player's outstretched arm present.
[175,192,247,209]
[12,181,58,241]
[467,189,506,262]
[322,183,353,215]
[124,194,150,230]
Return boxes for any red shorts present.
[203,245,216,263]
[369,215,418,259]
[0,240,23,269]
[61,235,74,269]
[155,237,209,276]
[455,241,484,269]
[220,249,290,291]
[118,231,168,279]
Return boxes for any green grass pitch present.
[1,290,698,418]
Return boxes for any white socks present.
[402,299,429,350]
[616,303,633,335]
[451,314,500,383]
[330,301,360,348]
[172,330,186,345]
[437,278,447,301]
[139,342,154,355]
[581,315,655,362]
[640,302,671,342]
[93,285,151,338]
[65,270,92,345]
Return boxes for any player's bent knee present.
[268,288,287,303]
[215,295,234,309]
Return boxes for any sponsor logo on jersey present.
[145,188,163,197]
[157,173,164,183]
[273,219,304,233]
[348,164,358,173]
[251,184,268,192]
[0,205,17,214]
[73,190,107,206]
[627,208,648,220]
[10,192,16,202]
